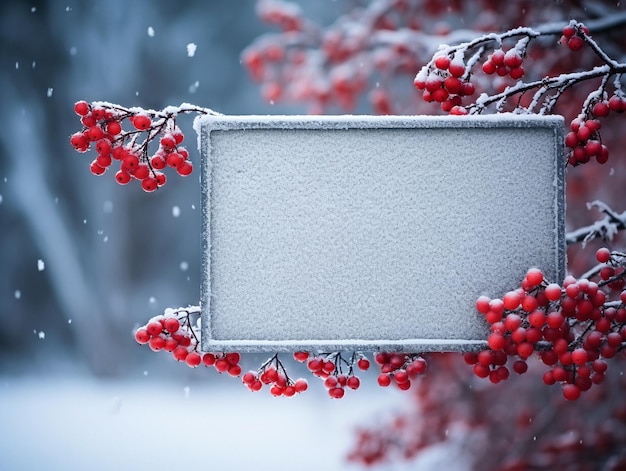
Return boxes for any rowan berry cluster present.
[374,352,427,390]
[134,307,242,375]
[466,256,626,400]
[304,352,370,399]
[413,54,476,113]
[413,27,536,116]
[242,353,309,397]
[565,96,625,166]
[559,22,589,52]
[480,48,524,80]
[70,101,208,192]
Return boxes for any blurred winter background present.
[0,1,443,470]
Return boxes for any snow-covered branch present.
[566,201,626,246]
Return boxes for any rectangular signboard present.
[196,115,565,352]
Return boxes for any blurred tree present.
[0,0,277,375]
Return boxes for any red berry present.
[347,376,361,390]
[172,346,189,361]
[443,76,463,95]
[202,353,216,366]
[242,371,256,385]
[294,379,308,393]
[525,268,543,288]
[473,363,489,378]
[508,66,524,80]
[163,338,177,352]
[567,36,584,51]
[608,95,624,113]
[592,101,610,117]
[476,295,491,314]
[513,360,528,375]
[160,135,177,151]
[528,310,546,328]
[163,317,180,333]
[214,358,229,373]
[148,336,165,352]
[70,132,90,152]
[521,295,538,313]
[571,348,589,365]
[448,60,465,77]
[517,342,534,359]
[133,164,150,180]
[562,384,581,400]
[95,139,112,155]
[562,25,576,38]
[186,352,201,367]
[90,160,106,175]
[87,126,104,141]
[177,160,193,176]
[293,351,309,362]
[324,376,338,389]
[544,283,562,301]
[434,55,450,70]
[357,357,370,370]
[167,152,184,168]
[95,154,111,169]
[106,120,122,135]
[565,131,580,148]
[122,154,139,172]
[504,50,522,68]
[91,108,106,120]
[146,321,163,336]
[488,333,506,351]
[150,155,167,170]
[225,352,241,365]
[491,49,505,66]
[596,248,611,264]
[133,113,152,130]
[482,60,496,75]
[74,100,90,116]
[503,291,522,310]
[463,352,478,365]
[377,374,391,387]
[172,130,184,144]
[135,328,150,344]
[142,177,158,193]
[228,364,242,377]
[115,170,131,185]
[596,145,609,164]
[155,173,167,186]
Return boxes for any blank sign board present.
[196,115,565,352]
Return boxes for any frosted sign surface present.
[196,115,565,352]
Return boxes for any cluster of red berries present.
[375,352,427,390]
[303,352,370,398]
[134,307,430,397]
[413,55,475,113]
[134,308,241,376]
[560,23,589,52]
[467,257,626,400]
[242,365,308,397]
[70,101,193,192]
[565,96,625,165]
[480,48,525,80]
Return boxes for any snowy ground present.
[0,374,466,471]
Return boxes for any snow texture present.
[196,114,565,352]
[3,377,456,471]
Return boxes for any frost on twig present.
[566,201,626,247]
